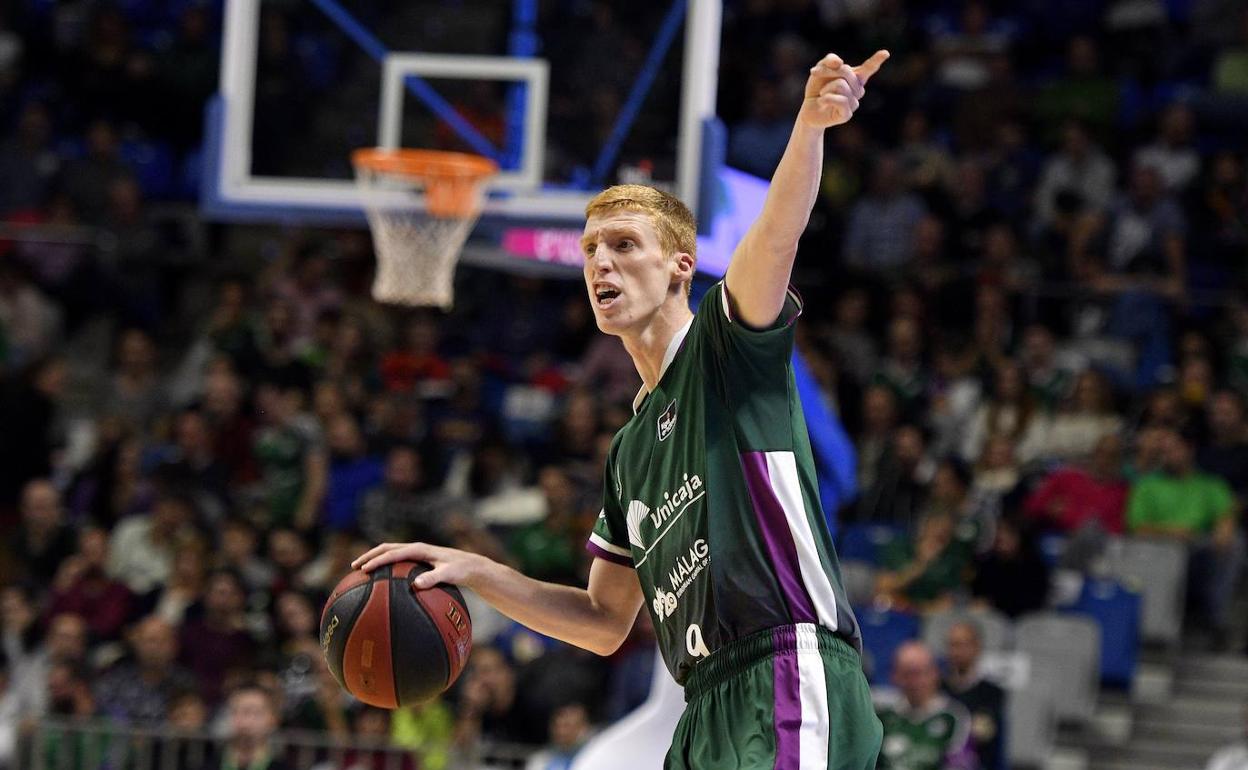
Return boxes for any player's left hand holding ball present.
[800,49,890,129]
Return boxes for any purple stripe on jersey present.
[772,626,802,769]
[585,541,633,567]
[741,452,817,622]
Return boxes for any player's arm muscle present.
[724,50,888,328]
[355,543,643,656]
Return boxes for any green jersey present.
[587,281,862,684]
[874,690,975,770]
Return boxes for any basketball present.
[320,561,472,708]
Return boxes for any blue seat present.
[837,523,904,566]
[856,605,920,685]
[1064,578,1141,689]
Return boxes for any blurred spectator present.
[828,288,879,386]
[94,615,196,725]
[874,316,928,415]
[971,516,1050,618]
[1135,104,1201,193]
[341,707,417,770]
[1035,37,1119,142]
[359,446,451,546]
[943,621,1005,770]
[843,155,927,272]
[251,381,328,532]
[380,314,451,396]
[454,646,530,748]
[202,363,258,487]
[855,424,931,528]
[1199,389,1248,498]
[1127,427,1244,642]
[854,384,899,491]
[971,435,1021,514]
[160,408,231,523]
[13,612,87,718]
[218,518,276,593]
[104,327,168,435]
[962,362,1047,466]
[0,261,59,368]
[271,247,343,348]
[323,413,383,532]
[267,528,313,595]
[927,343,982,458]
[7,478,76,586]
[0,102,59,215]
[213,683,289,770]
[391,698,454,770]
[58,120,131,226]
[1074,163,1187,302]
[0,586,38,695]
[507,466,582,585]
[728,79,792,179]
[1042,370,1124,462]
[1020,324,1080,411]
[1211,9,1248,94]
[179,569,258,705]
[931,1,1010,92]
[875,641,976,770]
[0,357,66,509]
[525,702,592,770]
[147,534,209,626]
[46,526,133,641]
[1025,434,1128,536]
[69,431,154,529]
[603,613,656,722]
[577,334,640,408]
[1034,119,1116,232]
[1205,702,1248,770]
[876,511,969,611]
[107,490,195,594]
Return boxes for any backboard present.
[203,0,723,228]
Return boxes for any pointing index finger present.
[854,49,891,84]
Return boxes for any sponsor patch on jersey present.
[657,399,677,441]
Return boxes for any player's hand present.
[799,50,889,130]
[352,541,489,590]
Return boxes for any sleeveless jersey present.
[587,281,862,684]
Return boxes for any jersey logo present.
[652,588,678,620]
[657,399,677,441]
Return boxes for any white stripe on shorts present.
[796,623,831,770]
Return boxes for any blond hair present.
[585,185,697,260]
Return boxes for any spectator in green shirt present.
[1127,427,1244,641]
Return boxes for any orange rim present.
[351,148,498,181]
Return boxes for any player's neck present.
[620,302,695,392]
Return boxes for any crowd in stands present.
[0,0,1246,769]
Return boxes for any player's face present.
[581,211,683,336]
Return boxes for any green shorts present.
[666,624,882,770]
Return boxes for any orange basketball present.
[320,561,472,708]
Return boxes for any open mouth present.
[595,287,621,308]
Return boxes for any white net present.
[353,153,492,309]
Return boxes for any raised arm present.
[725,50,889,328]
[353,542,644,656]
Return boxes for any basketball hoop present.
[352,148,498,308]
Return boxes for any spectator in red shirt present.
[178,569,256,706]
[1024,433,1128,535]
[46,525,133,642]
[379,314,452,395]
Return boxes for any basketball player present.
[355,49,890,769]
